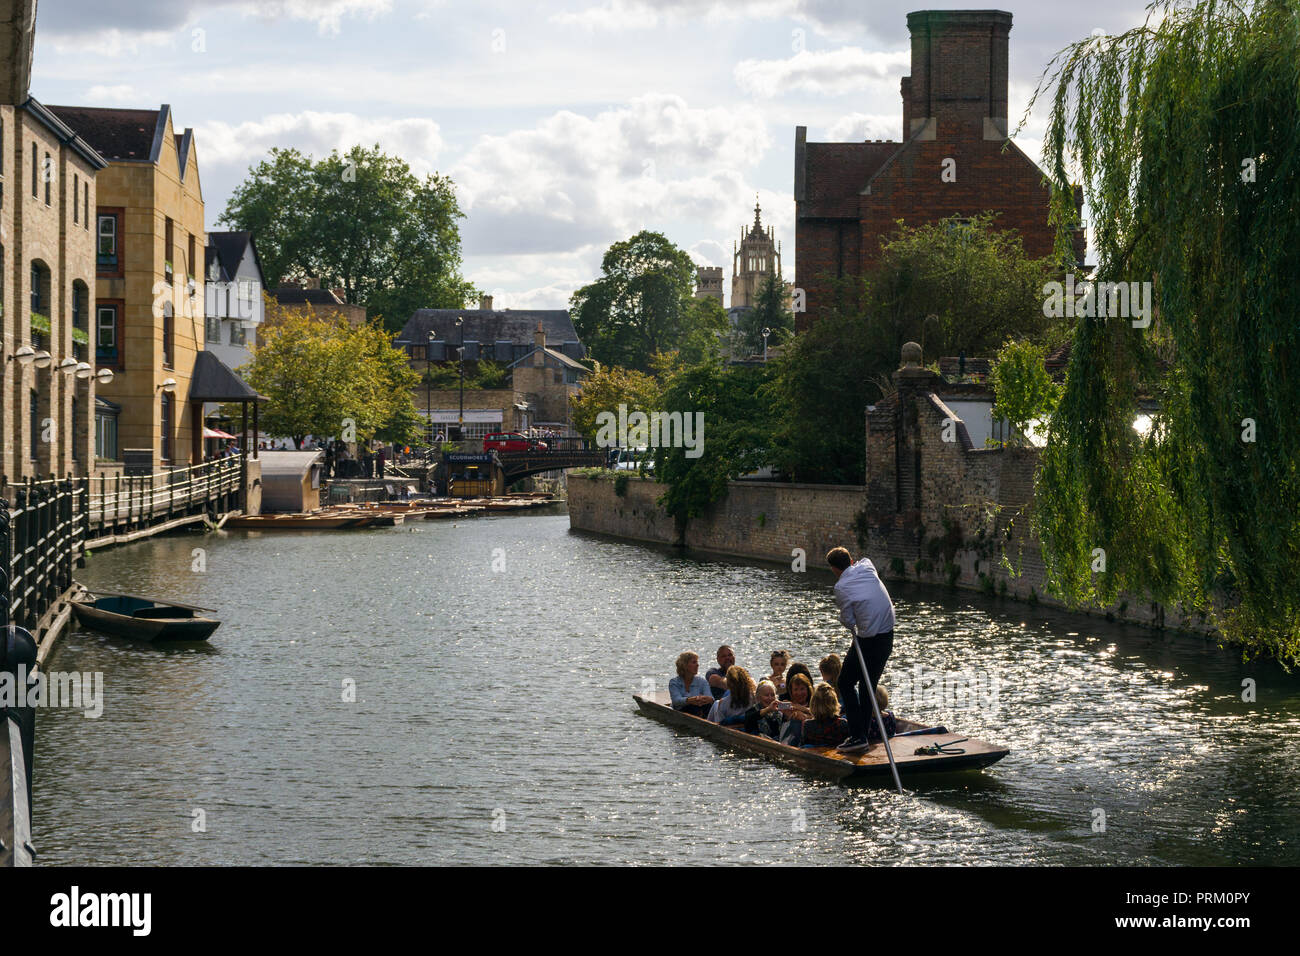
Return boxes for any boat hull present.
[633,692,1008,782]
[72,601,220,643]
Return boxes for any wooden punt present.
[633,691,1008,783]
[72,593,221,642]
[225,513,370,529]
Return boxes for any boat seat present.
[132,607,194,620]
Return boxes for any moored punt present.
[225,513,370,529]
[633,691,1008,783]
[72,593,221,643]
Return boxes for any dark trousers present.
[837,630,894,740]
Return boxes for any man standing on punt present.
[826,547,896,752]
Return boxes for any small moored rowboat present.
[633,691,1008,783]
[72,593,221,643]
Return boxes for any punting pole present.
[853,630,904,794]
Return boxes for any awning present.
[203,427,238,439]
[188,350,267,403]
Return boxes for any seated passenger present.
[744,679,784,738]
[705,645,736,700]
[865,684,898,740]
[800,684,851,749]
[707,666,755,726]
[819,654,844,715]
[783,673,815,724]
[779,662,814,702]
[765,650,790,696]
[669,651,714,718]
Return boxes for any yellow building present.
[1,90,106,484]
[49,103,207,469]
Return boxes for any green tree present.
[238,300,420,446]
[763,284,880,484]
[569,362,663,445]
[655,357,776,534]
[1029,0,1300,663]
[989,339,1060,446]
[221,144,476,331]
[570,231,705,373]
[864,214,1058,360]
[735,271,794,357]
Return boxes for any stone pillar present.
[891,341,941,523]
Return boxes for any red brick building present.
[794,9,1085,327]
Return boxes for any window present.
[163,304,174,367]
[96,406,119,460]
[30,262,43,313]
[83,182,89,229]
[238,278,253,301]
[97,214,118,269]
[43,152,51,205]
[72,283,87,360]
[164,217,174,279]
[188,233,196,278]
[31,142,37,197]
[410,345,427,361]
[160,393,173,462]
[230,323,246,346]
[30,391,39,461]
[97,305,120,367]
[72,398,80,462]
[206,314,222,343]
[73,173,79,222]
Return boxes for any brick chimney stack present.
[903,9,1012,139]
[479,295,494,311]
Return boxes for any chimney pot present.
[480,295,494,311]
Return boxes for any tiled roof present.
[208,231,254,282]
[397,309,583,355]
[45,104,163,161]
[274,287,346,306]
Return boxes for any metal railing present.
[0,478,83,634]
[1,456,245,632]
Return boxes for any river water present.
[32,510,1300,865]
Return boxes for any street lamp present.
[426,330,437,448]
[58,357,79,376]
[762,327,771,362]
[75,362,93,380]
[32,350,52,370]
[157,377,177,393]
[96,367,114,385]
[7,345,36,366]
[455,315,465,442]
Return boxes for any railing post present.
[0,492,10,630]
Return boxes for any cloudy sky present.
[31,0,1151,310]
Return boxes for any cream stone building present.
[1,0,106,484]
[49,104,208,469]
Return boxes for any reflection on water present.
[32,514,1300,865]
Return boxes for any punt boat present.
[225,513,371,529]
[72,593,221,642]
[633,690,1008,783]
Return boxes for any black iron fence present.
[0,477,84,634]
[1,456,245,634]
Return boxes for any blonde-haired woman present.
[669,651,714,718]
[707,666,756,726]
[800,683,850,748]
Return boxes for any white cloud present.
[84,84,141,105]
[734,47,909,98]
[822,112,899,142]
[194,111,445,175]
[451,93,772,256]
[38,0,392,50]
[551,0,794,31]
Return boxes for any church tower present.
[731,197,781,310]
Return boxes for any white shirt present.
[833,558,896,638]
